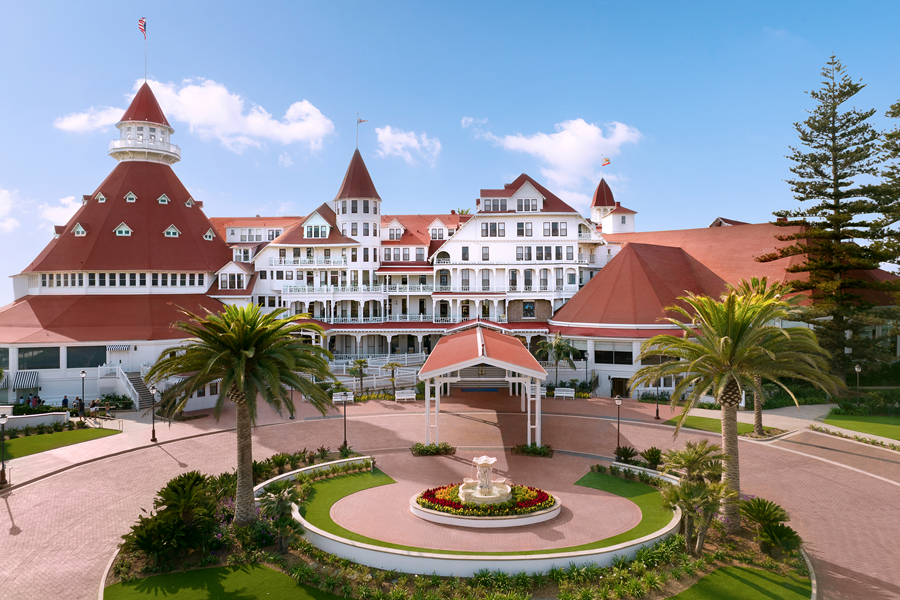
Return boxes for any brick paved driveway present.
[0,394,897,599]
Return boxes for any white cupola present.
[108,82,180,165]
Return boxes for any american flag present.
[138,18,147,40]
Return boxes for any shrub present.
[740,497,789,531]
[23,425,33,436]
[51,421,64,432]
[75,421,87,429]
[270,453,289,475]
[316,445,330,460]
[614,446,639,463]
[639,447,663,469]
[101,393,135,410]
[511,443,553,457]
[5,427,19,440]
[759,523,802,555]
[410,442,456,456]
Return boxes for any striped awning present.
[107,344,131,352]
[0,373,8,389]
[13,370,39,390]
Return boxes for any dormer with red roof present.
[108,82,181,165]
[600,202,638,234]
[478,174,578,214]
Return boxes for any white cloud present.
[278,152,294,168]
[0,188,21,233]
[53,106,123,132]
[38,195,80,232]
[474,118,641,209]
[375,125,442,167]
[461,116,488,129]
[54,78,335,154]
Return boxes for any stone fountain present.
[458,456,512,505]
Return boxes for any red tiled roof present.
[208,274,257,296]
[608,203,637,215]
[552,243,726,327]
[270,204,359,246]
[335,149,381,200]
[120,82,171,127]
[0,294,224,344]
[23,161,233,273]
[591,179,615,208]
[710,217,749,227]
[376,264,433,273]
[420,326,546,378]
[548,325,681,339]
[54,225,65,235]
[380,214,472,247]
[208,216,303,240]
[479,174,577,213]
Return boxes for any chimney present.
[777,217,787,223]
[615,201,621,208]
[450,209,456,215]
[475,198,481,209]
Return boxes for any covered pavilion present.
[418,326,547,445]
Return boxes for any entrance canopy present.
[419,326,547,381]
[418,327,548,446]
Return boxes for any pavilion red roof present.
[591,179,615,208]
[419,326,546,378]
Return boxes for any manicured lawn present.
[2,428,119,459]
[105,565,344,599]
[663,415,754,435]
[300,470,673,556]
[823,414,900,441]
[667,566,811,599]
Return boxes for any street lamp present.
[148,384,158,443]
[80,370,86,408]
[655,381,661,420]
[615,395,623,449]
[342,393,348,450]
[855,364,862,406]
[0,412,8,487]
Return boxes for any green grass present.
[2,428,119,459]
[300,470,673,556]
[667,566,811,599]
[105,565,344,600]
[663,415,754,435]
[823,414,900,441]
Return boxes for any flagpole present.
[144,38,147,82]
[356,113,359,149]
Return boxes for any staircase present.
[127,372,155,410]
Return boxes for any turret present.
[589,178,615,224]
[108,82,181,164]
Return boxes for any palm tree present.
[147,304,334,526]
[456,208,472,215]
[661,439,725,484]
[535,333,577,385]
[259,479,305,553]
[349,358,368,393]
[630,282,843,532]
[727,277,803,436]
[381,361,403,399]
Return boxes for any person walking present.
[62,395,68,410]
[77,397,85,421]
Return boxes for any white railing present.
[578,233,595,240]
[578,254,596,264]
[283,284,385,294]
[435,258,451,264]
[99,364,139,406]
[109,138,181,157]
[385,284,434,293]
[436,259,583,267]
[270,257,348,267]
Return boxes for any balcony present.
[283,284,385,294]
[108,138,181,162]
[577,254,596,264]
[385,284,434,294]
[270,257,348,267]
[578,233,596,241]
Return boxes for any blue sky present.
[1,1,899,303]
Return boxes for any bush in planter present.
[316,445,330,460]
[5,427,19,440]
[75,420,88,429]
[758,523,802,555]
[512,443,554,457]
[22,425,33,436]
[51,421,64,432]
[411,442,456,456]
[640,447,663,469]
[270,453,289,475]
[614,445,639,463]
[65,421,74,431]
[740,497,789,531]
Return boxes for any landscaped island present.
[417,483,556,516]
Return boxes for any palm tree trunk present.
[232,386,256,526]
[753,376,764,436]
[720,400,741,534]
[683,514,694,554]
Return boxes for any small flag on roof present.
[138,18,147,40]
[357,117,368,124]
[602,158,610,166]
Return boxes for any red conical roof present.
[591,178,615,208]
[334,149,381,200]
[120,82,171,127]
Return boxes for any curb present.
[98,547,120,600]
[801,547,818,600]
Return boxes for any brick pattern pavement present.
[0,394,898,599]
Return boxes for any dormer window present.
[125,192,137,203]
[72,223,86,237]
[164,225,181,238]
[185,198,195,208]
[203,229,215,241]
[158,194,170,204]
[305,225,328,239]
[115,223,133,236]
[96,193,106,203]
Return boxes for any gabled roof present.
[591,179,615,208]
[608,203,637,215]
[709,217,749,227]
[22,161,232,273]
[479,174,577,213]
[0,294,223,343]
[119,82,171,128]
[552,243,726,328]
[419,326,547,380]
[334,149,381,200]
[270,203,358,246]
[208,216,303,240]
[380,214,471,247]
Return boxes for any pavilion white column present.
[355,334,362,355]
[526,380,533,446]
[491,298,498,320]
[424,377,431,445]
[434,377,441,444]
[535,376,543,446]
[416,334,424,353]
[521,378,526,411]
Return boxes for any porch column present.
[424,376,431,445]
[521,378,526,412]
[355,334,363,355]
[434,377,441,444]
[415,334,424,353]
[491,298,498,320]
[525,334,533,352]
[526,379,532,445]
[535,376,543,446]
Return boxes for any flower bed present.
[417,483,555,517]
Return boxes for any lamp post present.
[148,384,158,443]
[615,395,622,449]
[0,412,8,488]
[342,393,348,450]
[855,364,861,406]
[289,387,295,419]
[655,382,661,420]
[80,370,86,409]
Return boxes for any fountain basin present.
[409,493,562,528]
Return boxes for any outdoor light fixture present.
[148,384,158,443]
[0,412,8,487]
[80,370,86,409]
[855,364,862,406]
[615,395,623,448]
[655,382,661,420]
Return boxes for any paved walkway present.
[0,393,898,599]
